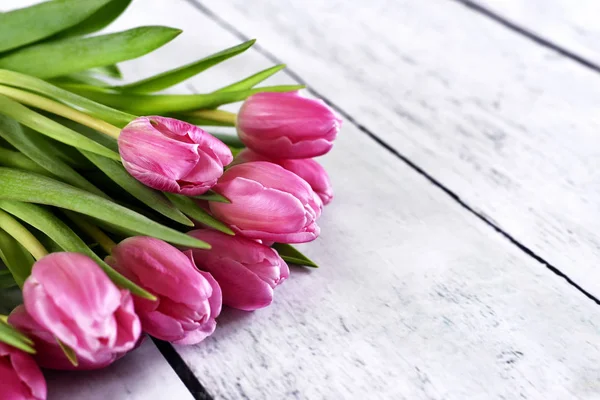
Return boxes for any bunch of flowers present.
[0,1,341,398]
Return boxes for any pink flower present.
[210,161,322,243]
[119,116,233,195]
[187,229,289,311]
[233,149,334,205]
[22,253,141,364]
[237,92,342,159]
[0,342,46,400]
[8,306,131,371]
[106,237,222,345]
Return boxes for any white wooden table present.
[4,0,600,398]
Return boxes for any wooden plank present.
[4,0,600,398]
[467,0,600,67]
[47,340,195,400]
[108,1,600,398]
[195,0,600,299]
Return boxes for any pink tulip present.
[237,92,342,159]
[233,149,334,205]
[106,237,222,345]
[187,229,289,311]
[0,342,47,400]
[8,306,131,371]
[22,253,141,364]
[210,161,322,243]
[119,116,233,195]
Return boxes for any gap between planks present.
[451,1,600,78]
[152,338,214,400]
[185,0,600,307]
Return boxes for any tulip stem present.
[0,85,122,139]
[64,211,117,254]
[0,209,48,261]
[185,109,237,125]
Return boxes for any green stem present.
[184,109,237,125]
[0,209,47,261]
[64,211,117,254]
[0,85,121,139]
[0,315,7,323]
[209,132,245,148]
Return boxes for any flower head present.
[237,92,342,159]
[119,116,233,195]
[107,237,222,345]
[210,161,322,243]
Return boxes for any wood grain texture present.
[47,339,195,400]
[469,0,600,66]
[197,0,600,300]
[3,0,600,399]
[107,1,600,398]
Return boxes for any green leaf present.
[61,84,306,114]
[0,168,210,250]
[0,147,50,176]
[0,115,107,198]
[272,243,319,268]
[0,69,135,127]
[116,39,256,93]
[92,65,122,79]
[81,151,194,226]
[49,65,122,87]
[194,191,230,203]
[0,270,17,289]
[0,95,119,160]
[49,73,110,88]
[22,125,92,169]
[0,200,153,299]
[215,64,286,92]
[0,0,113,53]
[164,193,234,236]
[0,320,35,354]
[56,339,78,367]
[0,26,182,79]
[53,115,119,153]
[54,0,133,39]
[0,228,35,287]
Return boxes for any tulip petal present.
[110,237,211,308]
[211,177,308,233]
[119,116,231,195]
[171,319,216,345]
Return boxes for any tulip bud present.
[106,237,222,345]
[237,92,342,159]
[0,342,46,400]
[8,306,131,371]
[22,253,141,364]
[187,229,289,311]
[209,161,322,243]
[233,149,334,205]
[119,116,233,195]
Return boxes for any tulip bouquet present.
[0,1,341,398]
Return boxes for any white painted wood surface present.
[198,0,600,300]
[106,1,600,398]
[47,340,194,400]
[3,0,600,399]
[471,0,600,66]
